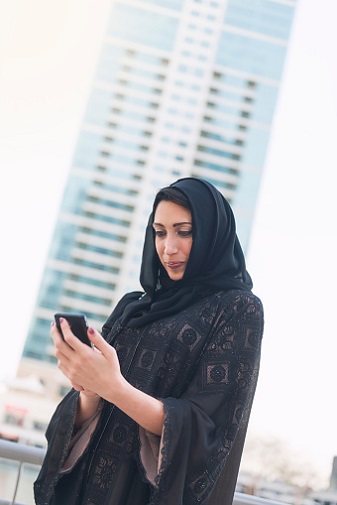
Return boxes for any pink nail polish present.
[88,327,95,335]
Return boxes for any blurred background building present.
[1,0,296,445]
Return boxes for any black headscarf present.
[113,177,252,328]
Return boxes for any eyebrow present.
[153,221,192,227]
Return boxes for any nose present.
[164,235,178,255]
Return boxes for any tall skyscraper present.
[22,0,296,374]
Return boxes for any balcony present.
[0,440,45,505]
[0,439,286,505]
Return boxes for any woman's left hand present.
[52,318,123,401]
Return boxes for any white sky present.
[0,0,337,487]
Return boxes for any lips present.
[166,262,185,269]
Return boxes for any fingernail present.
[51,321,55,327]
[88,327,95,335]
[60,317,65,323]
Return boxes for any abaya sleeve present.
[139,293,263,505]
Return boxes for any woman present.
[34,177,264,505]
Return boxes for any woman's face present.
[153,200,193,281]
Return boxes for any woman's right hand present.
[51,317,164,435]
[50,321,101,425]
[51,318,122,400]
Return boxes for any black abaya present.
[34,178,264,504]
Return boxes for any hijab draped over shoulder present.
[110,177,252,329]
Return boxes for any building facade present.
[21,0,296,373]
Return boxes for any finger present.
[51,321,74,351]
[59,317,89,352]
[57,360,71,382]
[51,322,76,363]
[51,321,65,343]
[71,382,84,391]
[58,359,85,388]
[86,328,114,358]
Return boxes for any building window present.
[247,80,256,89]
[3,406,27,427]
[33,420,48,432]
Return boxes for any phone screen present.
[54,312,91,346]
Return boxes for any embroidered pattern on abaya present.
[34,290,263,505]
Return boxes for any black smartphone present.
[54,312,91,346]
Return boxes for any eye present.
[178,230,192,237]
[153,229,166,237]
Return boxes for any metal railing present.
[0,439,286,505]
[0,440,45,505]
[234,493,288,505]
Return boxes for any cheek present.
[184,239,193,257]
[155,238,163,258]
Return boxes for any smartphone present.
[54,312,91,346]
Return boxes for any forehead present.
[153,200,192,224]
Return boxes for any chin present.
[166,271,185,281]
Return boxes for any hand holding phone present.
[54,312,91,347]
